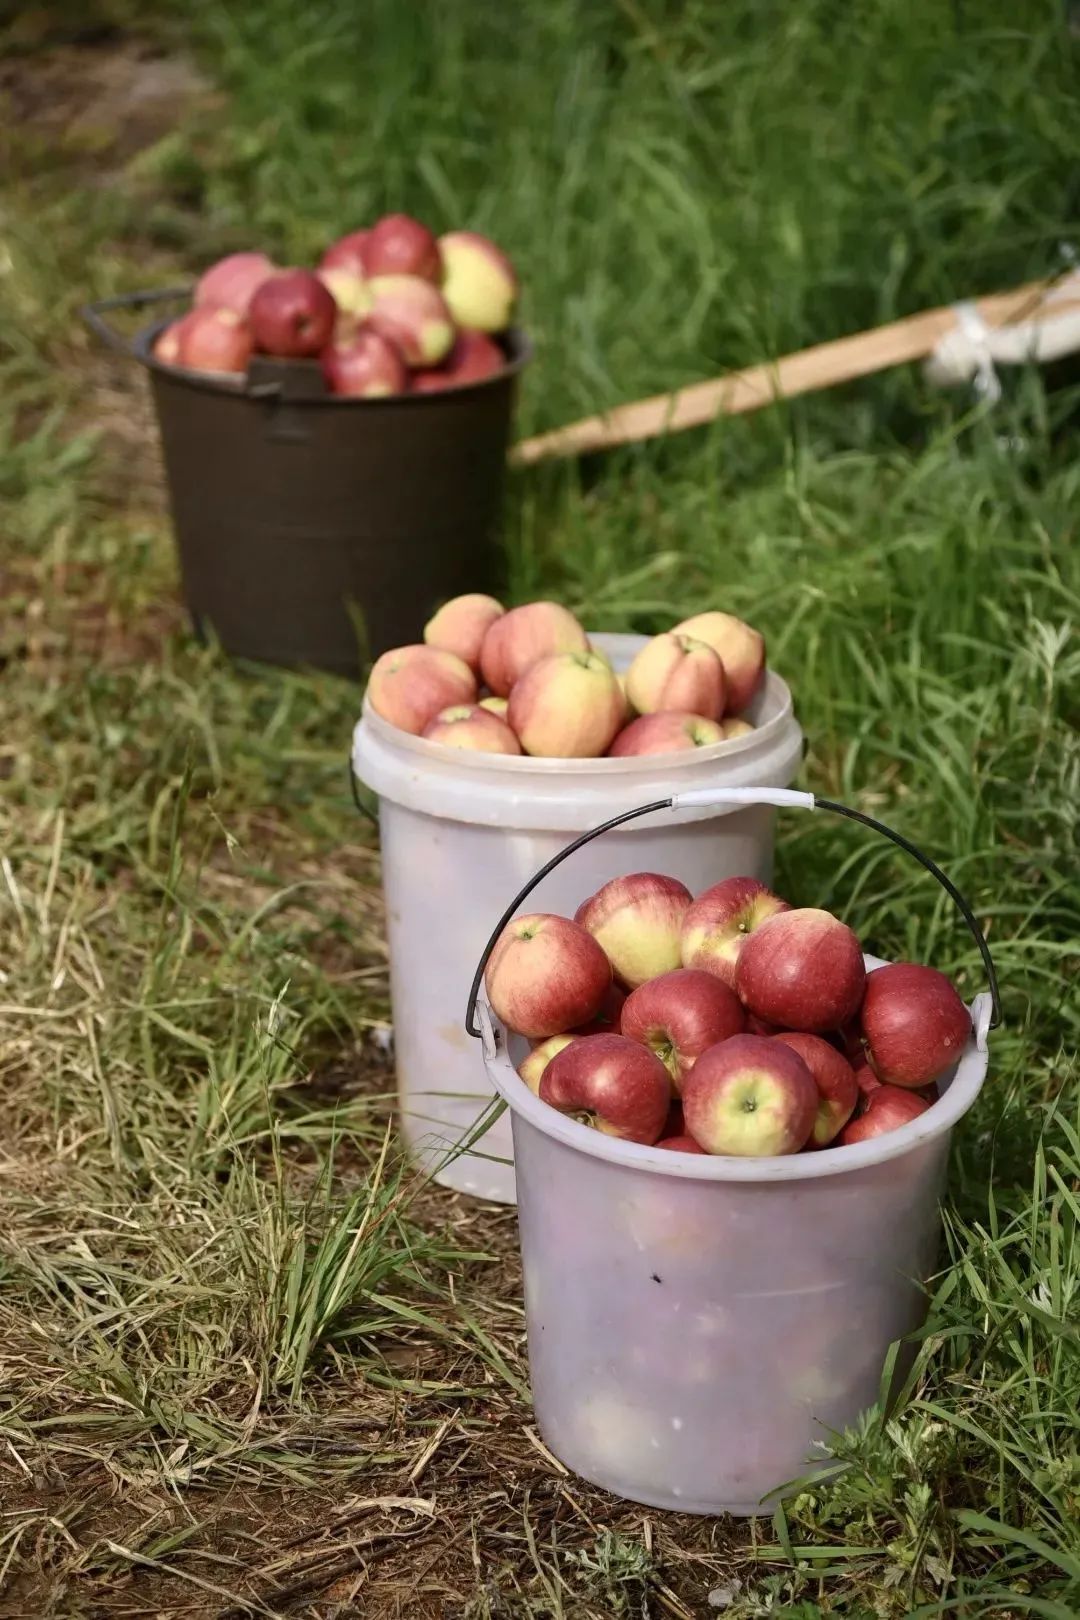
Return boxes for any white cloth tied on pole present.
[925,271,1080,397]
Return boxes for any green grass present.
[1,0,1079,1613]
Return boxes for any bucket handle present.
[464,785,1001,1038]
[81,287,194,357]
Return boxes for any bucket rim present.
[478,955,992,1184]
[134,318,532,403]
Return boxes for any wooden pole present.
[511,277,1080,466]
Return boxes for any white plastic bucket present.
[471,787,998,1515]
[352,634,803,1204]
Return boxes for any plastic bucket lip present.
[479,956,992,1184]
[133,319,532,402]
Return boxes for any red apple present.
[682,1034,817,1156]
[771,1031,858,1146]
[362,213,441,281]
[321,328,408,397]
[572,981,626,1035]
[673,612,766,715]
[249,269,337,358]
[152,319,184,365]
[655,1134,707,1154]
[608,711,724,757]
[438,230,518,332]
[478,601,589,696]
[412,329,505,391]
[485,913,612,1039]
[621,968,745,1091]
[680,876,790,989]
[317,230,371,315]
[746,1013,782,1036]
[175,307,253,374]
[853,1061,881,1100]
[518,1033,576,1095]
[860,962,971,1087]
[837,1085,930,1145]
[195,250,276,316]
[366,644,476,735]
[421,703,521,754]
[575,873,692,990]
[624,632,726,720]
[424,593,505,672]
[319,229,369,280]
[539,1034,671,1143]
[735,908,866,1033]
[366,275,455,367]
[508,650,624,758]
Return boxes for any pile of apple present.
[483,873,972,1155]
[366,596,766,758]
[151,213,517,396]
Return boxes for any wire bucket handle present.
[81,286,195,357]
[465,785,1001,1040]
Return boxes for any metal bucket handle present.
[464,785,1001,1038]
[81,286,194,356]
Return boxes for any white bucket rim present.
[477,954,992,1184]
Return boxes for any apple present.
[518,1033,576,1095]
[479,695,509,717]
[624,633,726,720]
[438,230,518,332]
[655,1134,706,1154]
[621,968,745,1091]
[365,275,455,366]
[721,718,754,739]
[424,593,505,673]
[412,329,505,391]
[746,1013,782,1036]
[485,913,612,1039]
[735,908,866,1032]
[860,962,971,1087]
[682,1034,817,1156]
[478,601,589,696]
[249,268,337,358]
[321,328,408,397]
[362,213,441,281]
[152,319,184,365]
[680,876,790,989]
[539,1033,671,1143]
[575,872,692,990]
[421,703,521,754]
[771,1031,858,1146]
[319,228,369,281]
[175,307,253,374]
[366,643,476,735]
[837,1085,930,1145]
[608,711,724,757]
[673,611,766,715]
[195,250,276,316]
[572,981,626,1035]
[508,650,623,757]
[316,237,372,317]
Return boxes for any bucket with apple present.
[466,785,999,1515]
[81,218,527,673]
[352,601,804,1203]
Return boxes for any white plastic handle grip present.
[669,786,817,811]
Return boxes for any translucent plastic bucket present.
[352,635,803,1204]
[470,787,998,1514]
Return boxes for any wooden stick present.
[511,276,1080,466]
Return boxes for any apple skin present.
[175,307,253,374]
[860,962,971,1087]
[539,1033,671,1144]
[771,1031,858,1146]
[479,695,508,717]
[518,1033,576,1095]
[438,230,518,332]
[621,968,746,1092]
[362,213,441,281]
[655,1133,707,1153]
[575,872,692,990]
[421,703,521,754]
[412,330,505,391]
[735,908,866,1033]
[319,229,369,279]
[673,611,766,715]
[485,913,612,1039]
[478,601,589,696]
[366,644,476,735]
[853,1060,881,1100]
[508,650,624,758]
[624,633,726,720]
[682,1034,818,1156]
[608,711,724,757]
[572,981,626,1035]
[365,274,455,366]
[317,231,372,315]
[321,328,408,397]
[680,876,790,990]
[249,269,337,358]
[837,1084,930,1145]
[721,718,754,739]
[423,593,505,673]
[195,250,276,316]
[152,319,184,365]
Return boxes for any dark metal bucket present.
[82,287,530,673]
